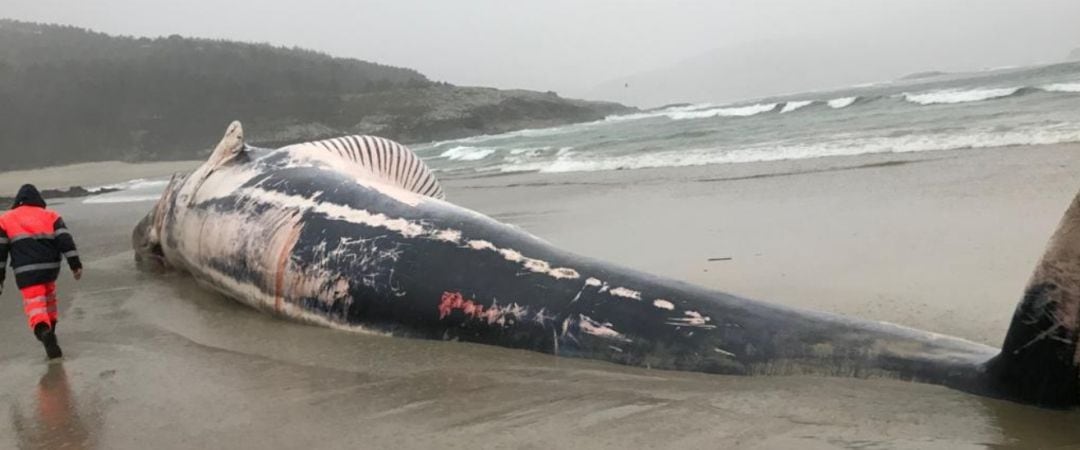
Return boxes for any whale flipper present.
[991,188,1080,406]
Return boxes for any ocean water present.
[414,62,1080,175]
[82,178,170,204]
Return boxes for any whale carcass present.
[134,122,1080,407]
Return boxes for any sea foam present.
[903,87,1020,105]
[499,126,1080,174]
[439,146,497,161]
[666,103,777,120]
[1041,83,1080,93]
[827,97,858,109]
[780,101,813,113]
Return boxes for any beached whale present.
[134,122,1080,407]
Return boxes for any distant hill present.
[0,20,631,170]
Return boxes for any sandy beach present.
[2,143,1080,448]
[0,161,200,194]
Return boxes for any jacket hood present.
[13,184,46,208]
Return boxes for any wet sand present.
[3,144,1080,448]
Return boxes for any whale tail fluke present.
[989,188,1080,407]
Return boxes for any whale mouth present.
[132,210,168,272]
[138,243,167,272]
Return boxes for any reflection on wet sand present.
[980,395,1080,448]
[13,363,94,450]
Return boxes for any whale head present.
[134,121,246,272]
[133,172,186,272]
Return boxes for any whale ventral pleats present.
[287,135,446,200]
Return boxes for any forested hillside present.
[0,20,630,170]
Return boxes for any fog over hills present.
[586,32,1080,108]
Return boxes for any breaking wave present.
[83,194,164,204]
[902,87,1022,105]
[603,104,713,122]
[497,126,1080,174]
[827,97,858,109]
[423,63,1080,177]
[440,146,497,161]
[1042,82,1080,93]
[601,84,1079,124]
[666,103,777,120]
[603,102,779,121]
[780,100,813,113]
[600,79,1080,124]
[90,178,170,191]
[83,177,171,204]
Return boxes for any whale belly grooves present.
[282,135,446,200]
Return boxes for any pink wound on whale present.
[439,291,486,319]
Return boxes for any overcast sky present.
[4,0,1080,102]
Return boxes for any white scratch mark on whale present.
[576,277,646,302]
[468,240,497,251]
[666,310,717,329]
[195,261,390,336]
[433,229,462,242]
[713,347,736,357]
[653,299,675,310]
[579,314,632,342]
[609,287,642,300]
[533,308,556,325]
[483,301,529,327]
[239,188,581,281]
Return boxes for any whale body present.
[134,122,1080,407]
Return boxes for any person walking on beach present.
[0,184,82,359]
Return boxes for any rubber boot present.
[33,323,63,359]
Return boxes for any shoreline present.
[0,186,120,206]
[0,160,200,194]
[4,140,1069,195]
[441,141,1032,189]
